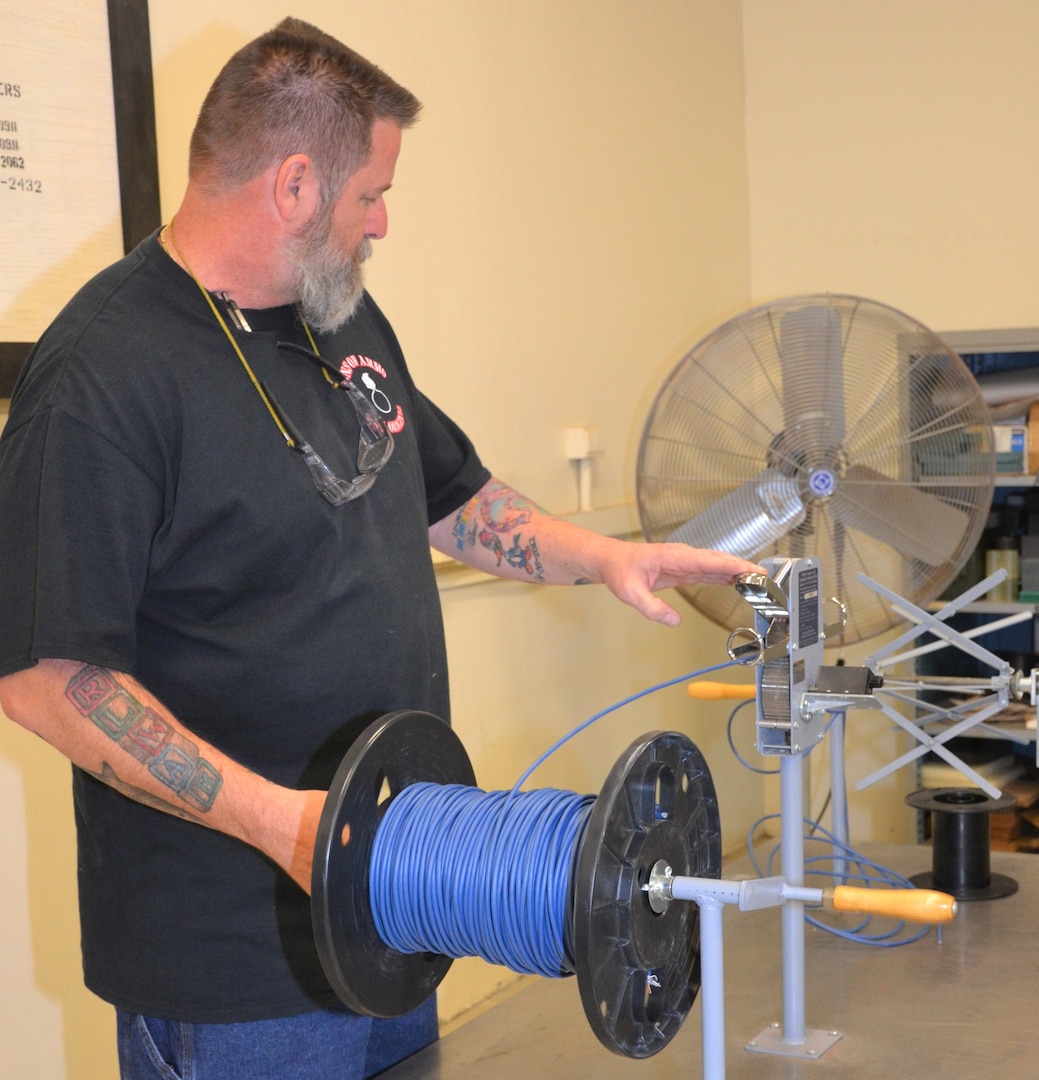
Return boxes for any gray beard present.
[293,233,372,334]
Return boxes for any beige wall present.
[1,3,752,1077]
[742,0,1039,331]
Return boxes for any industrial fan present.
[636,294,995,645]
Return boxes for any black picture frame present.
[0,0,160,397]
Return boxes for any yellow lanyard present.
[162,219,331,449]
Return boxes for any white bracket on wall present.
[564,426,603,512]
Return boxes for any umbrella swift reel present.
[723,555,1039,795]
[707,555,1027,1066]
[859,566,1039,798]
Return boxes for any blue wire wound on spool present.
[370,782,596,978]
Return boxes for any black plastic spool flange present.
[573,730,722,1058]
[312,710,477,1018]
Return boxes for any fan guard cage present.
[637,294,995,646]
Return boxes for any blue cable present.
[371,783,594,977]
[511,658,741,792]
[726,697,779,775]
[728,703,840,778]
[369,658,742,977]
[746,814,931,948]
[734,702,930,948]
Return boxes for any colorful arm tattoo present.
[450,480,547,581]
[65,665,223,815]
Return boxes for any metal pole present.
[780,751,806,1045]
[829,712,848,883]
[697,898,727,1080]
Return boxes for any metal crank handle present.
[659,873,956,924]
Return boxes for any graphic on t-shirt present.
[360,371,392,414]
[339,353,406,434]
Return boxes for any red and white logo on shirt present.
[338,354,405,434]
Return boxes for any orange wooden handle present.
[829,885,957,923]
[687,681,756,701]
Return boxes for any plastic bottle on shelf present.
[985,535,1020,602]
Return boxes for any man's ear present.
[273,154,319,223]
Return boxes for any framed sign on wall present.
[0,0,160,395]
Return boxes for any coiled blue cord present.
[368,658,741,978]
[371,783,594,976]
[746,815,931,948]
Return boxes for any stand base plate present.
[746,1023,842,1060]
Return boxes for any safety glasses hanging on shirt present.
[265,341,395,506]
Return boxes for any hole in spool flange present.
[654,767,676,820]
[934,790,988,808]
[373,770,393,809]
[641,971,665,1023]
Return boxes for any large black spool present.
[312,711,722,1059]
[905,787,1018,901]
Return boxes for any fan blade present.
[830,464,968,566]
[780,305,845,461]
[666,468,806,558]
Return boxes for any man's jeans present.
[116,998,438,1079]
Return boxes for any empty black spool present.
[905,787,1018,901]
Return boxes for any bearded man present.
[0,18,758,1079]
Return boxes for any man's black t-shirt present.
[0,233,490,1021]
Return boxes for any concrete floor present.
[380,844,1035,1080]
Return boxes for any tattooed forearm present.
[476,531,545,578]
[85,761,214,825]
[451,480,548,581]
[65,665,223,813]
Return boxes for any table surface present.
[379,844,1036,1080]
